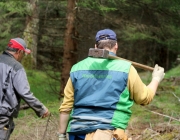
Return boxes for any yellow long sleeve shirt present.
[59,65,154,113]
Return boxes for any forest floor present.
[10,105,180,140]
[10,88,180,140]
[127,111,180,140]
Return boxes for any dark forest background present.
[0,0,180,95]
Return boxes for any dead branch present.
[20,104,30,110]
[144,108,180,122]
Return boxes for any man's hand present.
[42,108,50,118]
[59,138,67,140]
[152,64,165,83]
[58,133,67,140]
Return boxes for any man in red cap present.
[0,38,50,140]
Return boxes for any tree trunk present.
[23,0,39,69]
[60,0,77,96]
[166,48,169,70]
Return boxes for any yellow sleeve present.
[59,78,74,113]
[127,66,154,105]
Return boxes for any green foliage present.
[122,25,152,41]
[78,0,117,14]
[77,0,180,54]
[75,1,180,71]
[0,1,27,51]
[0,1,27,16]
[125,1,180,52]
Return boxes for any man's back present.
[0,51,22,117]
[58,29,165,140]
[66,57,133,133]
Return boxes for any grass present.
[10,65,180,140]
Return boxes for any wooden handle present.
[108,55,154,71]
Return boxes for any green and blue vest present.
[67,57,133,134]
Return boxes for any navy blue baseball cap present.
[95,29,117,42]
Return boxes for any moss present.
[22,27,36,69]
[160,132,178,139]
[22,54,33,69]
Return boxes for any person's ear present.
[115,43,118,50]
[95,44,97,48]
[16,49,21,55]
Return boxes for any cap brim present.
[24,49,31,54]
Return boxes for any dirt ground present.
[127,122,180,140]
[10,113,59,140]
[10,112,180,140]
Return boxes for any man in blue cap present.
[58,29,165,140]
[0,38,50,140]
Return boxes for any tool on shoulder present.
[88,48,154,71]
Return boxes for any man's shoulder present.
[70,57,90,72]
[0,53,23,72]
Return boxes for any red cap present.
[8,38,31,54]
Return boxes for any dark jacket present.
[0,51,46,118]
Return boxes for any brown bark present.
[60,0,77,96]
[166,48,169,70]
[20,104,30,110]
[23,0,39,68]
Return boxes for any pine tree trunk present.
[60,0,77,96]
[23,0,39,69]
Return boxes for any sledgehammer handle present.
[88,48,154,71]
[109,55,154,71]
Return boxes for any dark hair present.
[6,47,19,52]
[96,40,117,49]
